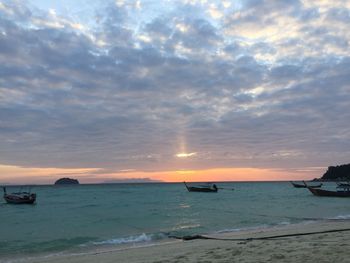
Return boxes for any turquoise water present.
[1,182,350,261]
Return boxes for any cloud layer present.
[0,0,350,178]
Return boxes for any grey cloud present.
[173,18,221,49]
[243,0,302,13]
[298,7,320,21]
[225,0,302,27]
[0,0,32,22]
[250,42,276,56]
[0,1,350,175]
[325,8,350,23]
[269,65,303,81]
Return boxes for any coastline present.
[19,219,350,263]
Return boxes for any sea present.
[1,182,350,262]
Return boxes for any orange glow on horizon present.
[155,168,317,182]
[0,164,323,184]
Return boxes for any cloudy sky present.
[1,0,350,184]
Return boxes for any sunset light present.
[175,152,197,158]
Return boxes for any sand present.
[26,220,350,263]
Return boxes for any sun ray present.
[175,152,197,158]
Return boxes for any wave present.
[215,220,296,234]
[92,232,167,246]
[172,223,201,231]
[329,214,350,220]
[216,224,270,234]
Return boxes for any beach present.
[26,219,350,263]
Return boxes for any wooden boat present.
[290,181,322,188]
[184,182,218,192]
[3,187,36,204]
[336,182,350,189]
[307,187,350,197]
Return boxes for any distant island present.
[320,163,350,181]
[54,177,80,185]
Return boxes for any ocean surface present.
[1,182,350,262]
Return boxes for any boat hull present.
[184,182,218,192]
[291,182,322,188]
[307,187,350,197]
[186,186,218,192]
[4,194,36,204]
[292,183,307,188]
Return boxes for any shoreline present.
[10,219,350,263]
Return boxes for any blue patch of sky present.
[27,0,102,27]
[26,0,243,30]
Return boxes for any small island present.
[54,177,80,185]
[320,163,350,181]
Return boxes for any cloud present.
[0,0,350,182]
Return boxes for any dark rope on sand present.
[169,228,350,241]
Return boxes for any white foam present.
[93,233,154,245]
[216,224,270,234]
[277,221,291,226]
[329,214,350,220]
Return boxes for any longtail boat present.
[290,181,322,188]
[184,182,218,192]
[307,187,350,197]
[337,182,350,189]
[3,187,37,204]
[306,181,350,197]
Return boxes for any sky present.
[0,0,350,184]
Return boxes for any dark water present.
[1,182,349,261]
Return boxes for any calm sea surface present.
[1,182,350,262]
